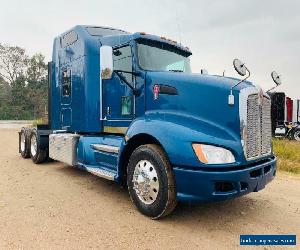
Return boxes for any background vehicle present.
[270,93,300,140]
[19,25,277,219]
[268,73,300,140]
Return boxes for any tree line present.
[0,44,48,120]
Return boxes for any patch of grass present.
[273,138,300,175]
[31,118,46,127]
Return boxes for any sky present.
[1,0,299,98]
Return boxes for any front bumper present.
[173,156,277,203]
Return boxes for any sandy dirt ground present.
[0,128,299,250]
[0,121,32,129]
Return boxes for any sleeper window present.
[61,31,78,48]
[62,69,71,96]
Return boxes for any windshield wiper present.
[169,69,184,72]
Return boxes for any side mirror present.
[100,46,113,80]
[229,58,251,105]
[271,71,281,86]
[233,59,247,76]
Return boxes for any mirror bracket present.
[229,59,251,105]
[114,70,140,96]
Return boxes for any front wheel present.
[127,144,177,219]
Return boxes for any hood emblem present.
[153,85,160,100]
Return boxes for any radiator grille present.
[245,94,272,159]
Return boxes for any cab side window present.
[62,69,71,96]
[113,45,133,83]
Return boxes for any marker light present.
[192,144,235,164]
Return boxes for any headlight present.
[192,144,235,164]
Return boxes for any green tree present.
[0,43,48,120]
[10,75,32,119]
[26,53,48,119]
[0,44,28,85]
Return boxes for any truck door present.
[102,45,135,133]
[60,68,72,129]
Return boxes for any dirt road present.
[0,128,299,249]
[0,121,32,129]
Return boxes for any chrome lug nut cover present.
[132,160,159,205]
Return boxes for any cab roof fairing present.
[99,32,192,56]
[131,32,192,56]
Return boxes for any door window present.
[113,46,133,83]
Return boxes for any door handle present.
[107,106,111,115]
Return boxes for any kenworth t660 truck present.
[19,25,276,219]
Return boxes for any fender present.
[125,110,245,168]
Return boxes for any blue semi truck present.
[19,25,277,219]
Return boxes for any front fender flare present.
[126,111,243,167]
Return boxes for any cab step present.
[85,167,115,181]
[77,135,123,181]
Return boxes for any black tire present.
[20,127,30,158]
[292,129,300,141]
[30,130,48,164]
[127,144,177,219]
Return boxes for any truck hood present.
[145,71,257,141]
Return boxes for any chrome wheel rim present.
[294,131,300,141]
[20,133,26,152]
[30,135,37,157]
[132,160,159,205]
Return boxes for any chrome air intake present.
[239,87,272,160]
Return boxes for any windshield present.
[137,42,191,73]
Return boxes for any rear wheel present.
[30,130,48,164]
[127,144,177,219]
[20,128,30,158]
